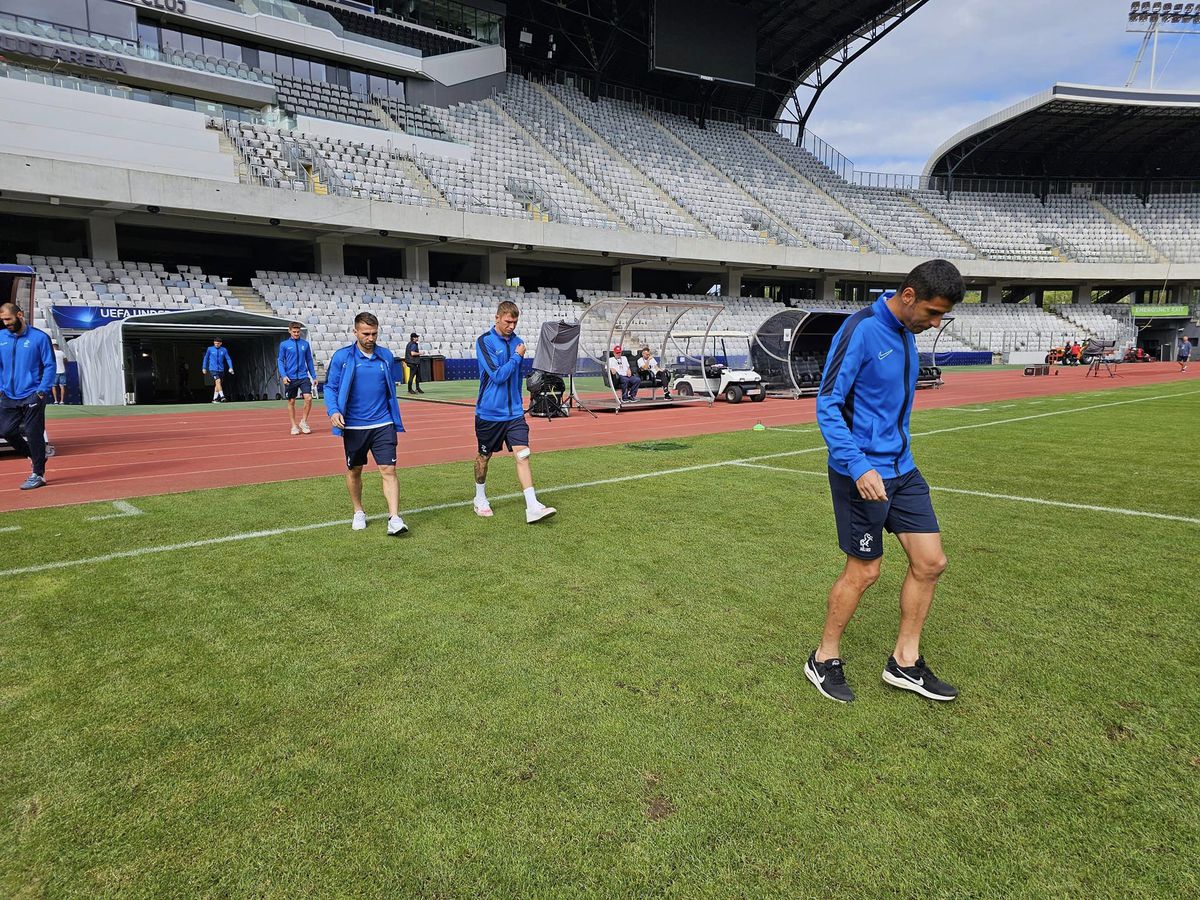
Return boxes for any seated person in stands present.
[636,347,672,400]
[607,345,641,402]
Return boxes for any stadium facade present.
[1,0,1197,382]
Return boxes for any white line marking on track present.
[729,463,1200,525]
[85,500,145,522]
[4,388,1197,577]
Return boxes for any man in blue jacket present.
[202,338,233,403]
[805,259,964,704]
[0,302,55,489]
[325,312,408,536]
[473,300,555,523]
[277,322,316,435]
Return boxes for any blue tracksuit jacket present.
[324,343,404,437]
[203,346,233,373]
[816,296,918,482]
[0,324,55,400]
[277,337,315,379]
[475,327,525,422]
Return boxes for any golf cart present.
[671,331,766,403]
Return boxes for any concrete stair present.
[531,82,713,237]
[899,195,983,257]
[744,131,897,253]
[638,113,808,246]
[227,285,274,315]
[485,98,624,227]
[214,127,249,183]
[393,156,450,208]
[1091,198,1168,263]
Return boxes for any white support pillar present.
[87,215,119,261]
[720,268,744,297]
[612,264,633,294]
[315,237,345,276]
[404,245,429,283]
[982,284,1003,305]
[1072,283,1095,304]
[818,273,839,303]
[484,250,507,286]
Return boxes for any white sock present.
[475,483,488,505]
[523,487,539,510]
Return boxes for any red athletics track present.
[2,363,1195,512]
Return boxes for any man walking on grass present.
[202,338,233,403]
[278,321,316,435]
[326,312,409,536]
[805,259,964,704]
[472,300,556,523]
[0,302,54,490]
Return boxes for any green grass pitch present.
[3,383,1199,896]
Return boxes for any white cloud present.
[804,0,1200,173]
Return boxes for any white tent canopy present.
[70,308,298,405]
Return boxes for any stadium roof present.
[924,84,1200,182]
[504,0,928,121]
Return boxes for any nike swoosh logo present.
[898,670,924,686]
[878,350,894,360]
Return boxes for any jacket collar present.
[873,296,904,332]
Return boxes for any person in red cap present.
[607,345,641,402]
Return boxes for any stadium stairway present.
[226,285,274,315]
[529,82,714,237]
[214,127,250,183]
[393,156,450,207]
[366,100,409,136]
[486,99,625,228]
[639,114,808,247]
[1090,199,1169,264]
[899,195,983,258]
[745,131,898,254]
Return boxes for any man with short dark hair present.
[277,321,316,434]
[202,338,233,403]
[52,341,67,404]
[473,300,556,523]
[805,259,965,704]
[325,312,409,536]
[637,346,671,400]
[0,301,55,489]
[1178,334,1191,372]
[405,332,424,394]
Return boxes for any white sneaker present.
[525,505,557,524]
[352,511,368,531]
[387,515,409,536]
[474,501,493,517]
[290,425,300,435]
[299,420,311,434]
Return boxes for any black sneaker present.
[804,650,855,703]
[882,656,958,701]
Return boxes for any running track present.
[2,363,1195,511]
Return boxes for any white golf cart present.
[670,331,767,403]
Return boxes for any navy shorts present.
[475,415,530,457]
[1179,353,1191,363]
[343,425,397,469]
[829,467,940,560]
[284,377,312,400]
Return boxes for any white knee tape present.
[516,448,531,461]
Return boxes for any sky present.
[804,0,1200,175]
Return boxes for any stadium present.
[1,0,1197,892]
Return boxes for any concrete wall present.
[0,79,237,183]
[406,69,506,108]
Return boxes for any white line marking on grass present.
[729,463,1200,525]
[85,500,144,521]
[0,525,21,533]
[945,407,991,412]
[6,388,1197,577]
[765,426,818,434]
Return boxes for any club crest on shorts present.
[859,532,873,553]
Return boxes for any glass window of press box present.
[137,19,407,99]
[374,0,503,44]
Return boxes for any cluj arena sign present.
[0,36,127,74]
